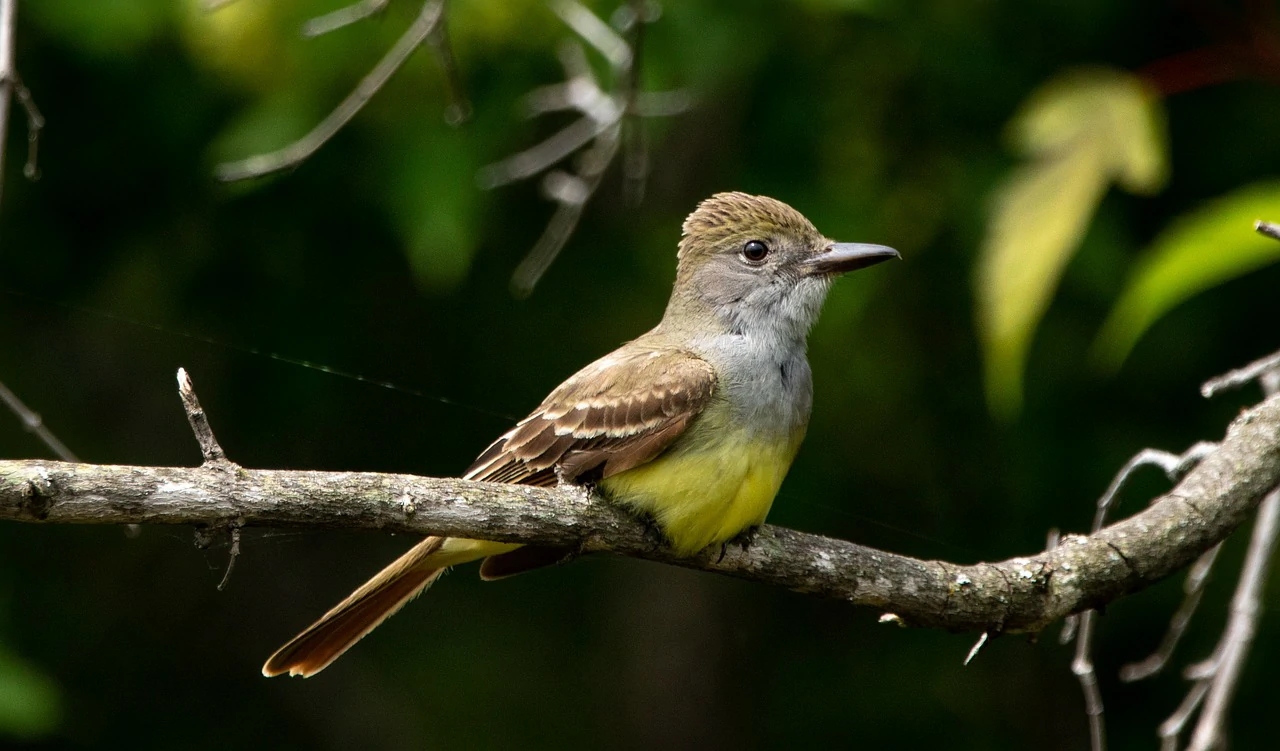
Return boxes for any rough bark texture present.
[3,392,1279,634]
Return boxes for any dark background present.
[2,1,1279,748]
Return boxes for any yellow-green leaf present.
[976,67,1167,418]
[1093,182,1280,371]
[1010,68,1167,194]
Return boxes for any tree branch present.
[3,390,1279,634]
[214,0,450,182]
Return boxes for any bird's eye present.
[741,240,770,264]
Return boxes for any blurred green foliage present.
[2,1,1280,750]
[976,68,1167,416]
[1095,181,1280,370]
[0,645,61,740]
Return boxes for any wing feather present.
[464,346,716,485]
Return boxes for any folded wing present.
[465,345,717,486]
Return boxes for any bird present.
[262,191,899,677]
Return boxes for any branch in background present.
[302,0,390,38]
[0,378,80,462]
[214,0,466,181]
[1202,338,1280,400]
[424,2,469,125]
[1061,441,1217,751]
[479,0,693,297]
[1119,544,1221,682]
[1150,358,1280,751]
[3,375,1280,635]
[1059,225,1280,750]
[1183,480,1280,751]
[1057,345,1280,750]
[1137,232,1280,749]
[0,0,42,209]
[0,376,145,540]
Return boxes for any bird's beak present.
[803,243,901,277]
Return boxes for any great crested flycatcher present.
[263,192,898,677]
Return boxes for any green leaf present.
[1093,181,1280,370]
[0,644,61,740]
[975,68,1167,418]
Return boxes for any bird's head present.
[666,192,898,342]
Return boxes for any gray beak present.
[804,243,901,276]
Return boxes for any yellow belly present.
[599,431,804,556]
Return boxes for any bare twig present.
[1199,228,1279,401]
[1178,370,1280,751]
[1120,543,1221,682]
[1072,609,1107,751]
[963,631,989,666]
[217,524,241,591]
[176,368,231,466]
[477,101,614,187]
[1091,444,1218,531]
[177,368,240,585]
[1063,441,1216,750]
[1159,680,1212,751]
[614,0,659,204]
[1182,485,1280,751]
[0,378,81,462]
[552,0,630,68]
[1148,365,1280,750]
[302,0,390,38]
[425,2,470,125]
[509,128,620,296]
[481,0,692,296]
[12,73,41,179]
[215,0,446,181]
[1202,347,1280,398]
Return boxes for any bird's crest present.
[678,192,821,260]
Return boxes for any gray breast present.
[696,334,814,440]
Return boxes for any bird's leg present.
[635,512,667,552]
[732,525,760,552]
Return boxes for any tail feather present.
[262,536,448,678]
[263,536,520,677]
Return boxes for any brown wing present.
[464,345,717,486]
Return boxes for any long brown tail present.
[262,536,513,678]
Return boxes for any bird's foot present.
[731,525,760,553]
[716,527,759,564]
[639,515,667,552]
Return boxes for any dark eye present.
[741,240,770,264]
